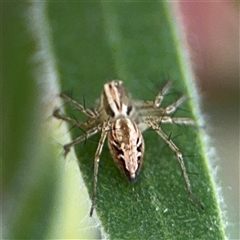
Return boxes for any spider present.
[53,80,204,216]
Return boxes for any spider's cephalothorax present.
[98,80,135,120]
[53,80,204,216]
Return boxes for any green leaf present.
[3,1,226,239]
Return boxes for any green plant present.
[3,1,226,239]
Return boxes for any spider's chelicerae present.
[53,80,204,216]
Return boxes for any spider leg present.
[144,118,204,210]
[53,108,96,129]
[60,93,98,118]
[62,124,102,157]
[165,95,187,115]
[90,120,110,216]
[153,81,172,108]
[133,81,172,110]
[150,116,197,126]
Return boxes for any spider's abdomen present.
[108,118,144,181]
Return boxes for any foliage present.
[3,1,225,239]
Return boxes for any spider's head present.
[98,80,135,121]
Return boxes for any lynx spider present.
[53,80,204,216]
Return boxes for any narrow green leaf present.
[45,2,226,239]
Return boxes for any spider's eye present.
[127,105,132,116]
[106,105,115,117]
